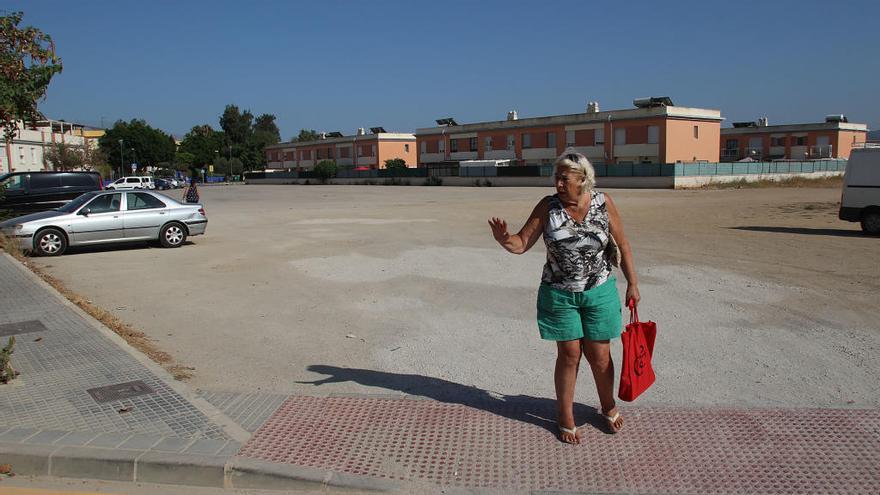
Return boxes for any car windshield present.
[55,192,98,213]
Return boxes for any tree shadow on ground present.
[730,226,866,237]
[297,365,609,435]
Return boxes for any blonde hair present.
[554,150,595,196]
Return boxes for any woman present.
[184,176,200,204]
[488,152,640,444]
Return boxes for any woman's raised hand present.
[488,217,510,244]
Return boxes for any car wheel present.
[159,222,187,248]
[861,209,880,235]
[34,228,67,256]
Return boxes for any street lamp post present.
[118,139,124,178]
[130,148,138,174]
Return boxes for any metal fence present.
[246,159,846,182]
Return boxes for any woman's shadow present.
[296,365,607,435]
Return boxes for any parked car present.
[105,176,155,190]
[839,144,880,234]
[0,190,207,256]
[154,178,172,190]
[0,171,104,212]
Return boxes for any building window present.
[647,126,659,144]
[507,135,515,150]
[566,130,575,147]
[404,144,409,152]
[547,132,556,148]
[614,128,626,145]
[439,139,445,152]
[484,136,492,151]
[469,137,478,152]
[450,139,458,153]
[794,136,806,146]
[371,144,376,156]
[595,128,605,145]
[770,137,785,147]
[693,126,699,139]
[420,141,426,153]
[522,133,532,149]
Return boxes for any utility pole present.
[118,139,124,178]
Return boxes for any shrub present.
[314,160,338,183]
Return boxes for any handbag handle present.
[627,299,639,324]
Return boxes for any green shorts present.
[536,277,623,341]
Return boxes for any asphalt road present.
[29,184,880,408]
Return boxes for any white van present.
[839,144,880,234]
[105,176,155,190]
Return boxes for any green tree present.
[174,151,194,172]
[86,148,112,179]
[178,124,223,170]
[384,158,407,171]
[250,113,280,153]
[292,129,319,143]
[43,142,85,171]
[98,119,175,175]
[219,104,253,146]
[228,157,244,176]
[214,157,229,176]
[0,12,63,141]
[314,160,337,183]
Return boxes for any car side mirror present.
[79,208,91,216]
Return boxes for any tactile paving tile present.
[239,397,880,494]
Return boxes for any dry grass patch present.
[5,253,194,380]
[0,232,24,259]
[704,175,844,190]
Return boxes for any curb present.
[0,442,406,492]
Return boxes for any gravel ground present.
[28,184,880,408]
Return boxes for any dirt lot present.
[29,184,880,408]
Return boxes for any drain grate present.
[0,320,48,337]
[87,380,156,403]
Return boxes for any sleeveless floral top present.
[541,191,612,292]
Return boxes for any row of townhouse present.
[264,97,869,170]
[718,116,867,162]
[1,120,95,174]
[264,128,417,171]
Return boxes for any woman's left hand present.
[625,283,641,308]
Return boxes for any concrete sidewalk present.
[1,252,878,494]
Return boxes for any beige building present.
[1,120,93,174]
[415,98,723,166]
[720,116,868,161]
[265,128,416,170]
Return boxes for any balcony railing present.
[721,149,739,161]
[808,145,833,159]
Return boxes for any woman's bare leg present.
[582,339,624,432]
[555,340,584,443]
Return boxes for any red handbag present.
[618,302,656,402]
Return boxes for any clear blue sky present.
[6,0,879,139]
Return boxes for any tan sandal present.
[602,411,624,434]
[557,424,581,444]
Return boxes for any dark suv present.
[0,171,104,212]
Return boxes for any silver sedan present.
[0,190,207,256]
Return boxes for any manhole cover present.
[0,320,48,337]
[87,380,155,403]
